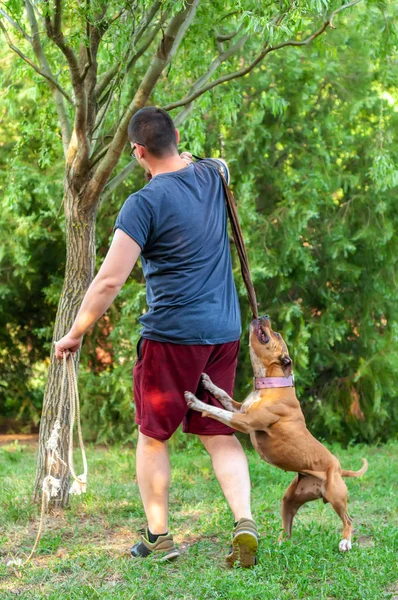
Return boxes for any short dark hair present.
[128,106,178,158]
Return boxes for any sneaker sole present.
[226,532,258,568]
[158,549,180,562]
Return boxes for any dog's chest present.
[241,390,262,412]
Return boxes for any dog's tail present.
[341,458,368,478]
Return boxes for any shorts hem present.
[183,428,235,436]
[138,425,172,442]
[139,334,241,345]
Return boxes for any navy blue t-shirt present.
[114,158,241,344]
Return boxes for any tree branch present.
[329,0,362,28]
[42,0,89,159]
[215,29,239,42]
[101,161,137,202]
[96,17,163,112]
[174,33,249,126]
[43,7,81,89]
[90,141,111,167]
[0,17,73,106]
[162,43,269,112]
[80,58,92,82]
[54,0,62,36]
[95,5,163,103]
[126,18,164,73]
[133,0,162,46]
[0,8,31,42]
[95,64,118,99]
[24,0,72,153]
[87,0,201,205]
[108,7,126,26]
[163,0,363,112]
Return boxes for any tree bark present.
[33,182,97,504]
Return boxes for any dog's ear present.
[280,354,293,377]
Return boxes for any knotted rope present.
[7,353,87,567]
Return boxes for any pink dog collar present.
[254,375,295,389]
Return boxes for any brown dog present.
[184,315,368,552]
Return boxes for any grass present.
[0,436,397,600]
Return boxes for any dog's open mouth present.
[257,322,269,344]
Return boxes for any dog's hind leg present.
[280,475,300,541]
[201,373,241,412]
[279,475,323,541]
[323,471,353,552]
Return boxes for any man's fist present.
[54,333,82,360]
[180,151,193,165]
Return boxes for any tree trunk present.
[33,183,97,505]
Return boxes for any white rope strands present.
[7,353,87,567]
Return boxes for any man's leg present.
[136,430,170,534]
[199,433,258,567]
[199,434,252,520]
[132,430,179,560]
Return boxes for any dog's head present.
[249,315,293,377]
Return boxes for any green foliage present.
[0,49,65,429]
[224,7,398,443]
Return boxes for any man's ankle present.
[234,515,254,525]
[147,529,168,543]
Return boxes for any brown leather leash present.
[192,155,259,320]
[218,168,259,320]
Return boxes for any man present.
[55,106,258,567]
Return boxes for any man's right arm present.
[54,229,141,359]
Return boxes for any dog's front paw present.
[339,539,352,552]
[184,391,201,410]
[184,392,209,416]
[201,373,214,390]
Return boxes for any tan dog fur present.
[184,316,368,552]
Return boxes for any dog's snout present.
[259,314,271,326]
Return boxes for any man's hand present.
[54,333,82,360]
[180,151,193,165]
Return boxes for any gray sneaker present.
[130,529,180,561]
[226,518,259,568]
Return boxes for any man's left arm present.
[54,229,141,360]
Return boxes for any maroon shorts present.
[133,338,239,441]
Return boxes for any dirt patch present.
[387,581,398,600]
[0,434,38,447]
[357,535,375,548]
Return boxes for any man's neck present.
[148,155,189,177]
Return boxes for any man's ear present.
[280,354,293,377]
[175,129,180,144]
[136,145,145,160]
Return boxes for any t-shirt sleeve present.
[114,192,152,251]
[199,158,230,185]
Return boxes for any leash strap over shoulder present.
[218,168,259,320]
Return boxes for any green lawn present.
[0,436,397,600]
